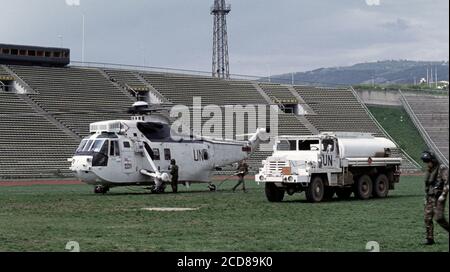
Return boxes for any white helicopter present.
[68,101,270,194]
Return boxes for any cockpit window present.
[91,140,109,167]
[90,140,105,152]
[76,140,88,153]
[75,139,109,155]
[276,140,297,151]
[99,140,109,155]
[82,140,94,152]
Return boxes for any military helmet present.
[170,159,176,164]
[420,151,435,163]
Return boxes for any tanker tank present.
[336,136,396,158]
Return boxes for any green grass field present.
[0,176,448,252]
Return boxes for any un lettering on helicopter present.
[68,102,270,194]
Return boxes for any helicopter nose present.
[70,156,92,172]
[74,170,97,184]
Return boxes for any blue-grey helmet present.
[420,151,435,163]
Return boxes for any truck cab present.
[256,132,402,203]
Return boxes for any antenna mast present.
[211,0,231,79]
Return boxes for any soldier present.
[232,160,249,192]
[169,159,179,193]
[421,151,449,245]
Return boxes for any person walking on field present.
[169,159,179,193]
[232,160,249,192]
[420,151,449,245]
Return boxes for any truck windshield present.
[277,140,297,151]
[322,139,335,152]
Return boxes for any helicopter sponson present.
[68,106,270,194]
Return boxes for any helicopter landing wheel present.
[94,185,109,194]
[208,184,217,192]
[151,185,166,194]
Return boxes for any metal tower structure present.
[211,0,231,79]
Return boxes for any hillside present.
[272,60,449,86]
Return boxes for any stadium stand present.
[0,63,422,179]
[294,86,382,135]
[0,92,78,179]
[0,65,12,78]
[0,66,14,92]
[278,113,312,136]
[258,83,298,104]
[101,69,169,103]
[8,65,134,136]
[103,69,149,92]
[139,72,267,106]
[401,93,449,167]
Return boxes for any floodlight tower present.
[211,0,231,79]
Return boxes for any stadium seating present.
[0,65,11,78]
[0,92,78,179]
[139,72,267,106]
[9,65,134,136]
[0,65,13,91]
[277,113,312,136]
[103,69,149,92]
[294,86,382,135]
[402,95,449,164]
[0,64,423,180]
[258,83,298,104]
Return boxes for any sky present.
[1,0,448,76]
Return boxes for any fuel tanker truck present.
[255,132,402,202]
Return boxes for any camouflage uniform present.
[424,164,449,240]
[232,161,249,192]
[169,161,179,193]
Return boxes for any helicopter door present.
[121,140,135,174]
[109,140,121,169]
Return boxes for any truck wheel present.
[306,176,324,203]
[323,187,335,201]
[336,188,352,200]
[373,174,389,198]
[354,175,372,200]
[265,183,285,202]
